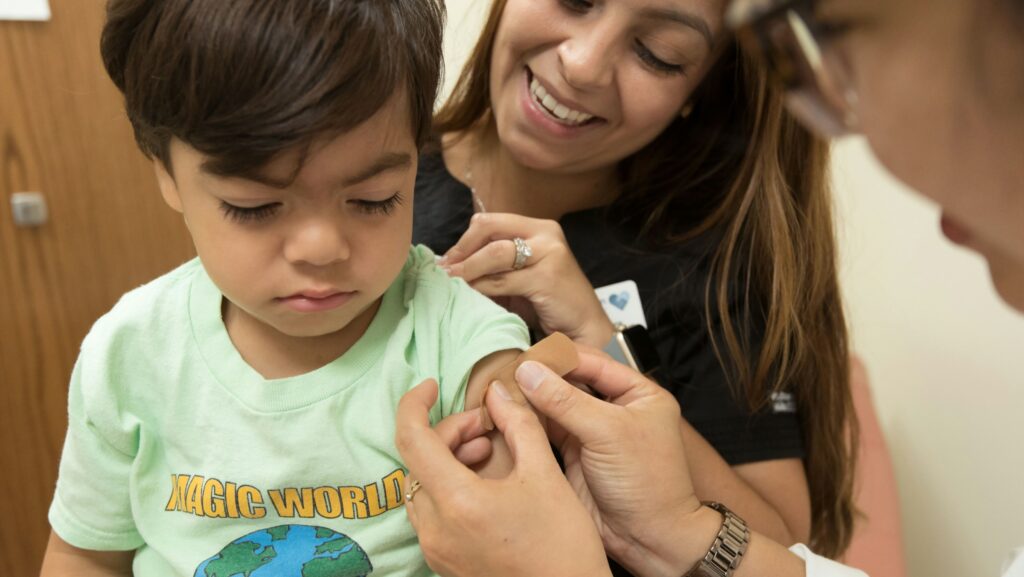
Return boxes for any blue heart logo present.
[609,291,630,310]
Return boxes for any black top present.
[413,150,804,465]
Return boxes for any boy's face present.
[155,96,417,345]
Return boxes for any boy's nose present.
[283,218,350,266]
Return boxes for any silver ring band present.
[512,237,532,270]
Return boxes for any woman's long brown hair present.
[436,0,857,559]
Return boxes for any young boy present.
[41,1,528,575]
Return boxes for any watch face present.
[622,325,661,374]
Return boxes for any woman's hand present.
[395,379,611,577]
[438,212,615,348]
[512,349,719,577]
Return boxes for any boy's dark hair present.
[101,0,445,181]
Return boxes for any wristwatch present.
[602,323,661,375]
[683,502,750,577]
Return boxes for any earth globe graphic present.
[194,525,372,577]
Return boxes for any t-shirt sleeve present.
[48,330,143,551]
[435,276,530,419]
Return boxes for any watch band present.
[603,324,638,370]
[683,502,750,577]
[602,324,662,375]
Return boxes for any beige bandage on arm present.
[478,332,580,430]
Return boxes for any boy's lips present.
[277,290,357,313]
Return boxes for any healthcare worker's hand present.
[438,212,616,349]
[395,379,611,577]
[513,348,720,576]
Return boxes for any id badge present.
[595,280,647,328]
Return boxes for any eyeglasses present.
[727,0,859,137]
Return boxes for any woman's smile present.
[519,67,607,139]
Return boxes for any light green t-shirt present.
[49,245,529,576]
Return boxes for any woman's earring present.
[680,103,694,118]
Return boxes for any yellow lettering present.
[238,485,266,519]
[313,487,342,519]
[383,469,406,511]
[268,488,315,519]
[225,482,239,518]
[364,483,387,517]
[202,478,227,518]
[186,475,205,517]
[165,474,188,512]
[339,486,368,519]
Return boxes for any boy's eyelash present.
[219,201,280,224]
[351,192,404,216]
[218,193,403,223]
[634,40,684,75]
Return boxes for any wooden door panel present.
[1,1,195,572]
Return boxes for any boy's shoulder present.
[85,258,202,346]
[399,244,484,309]
[397,244,527,335]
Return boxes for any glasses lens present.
[734,4,858,137]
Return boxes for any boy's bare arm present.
[463,349,522,479]
[464,334,582,478]
[39,531,133,577]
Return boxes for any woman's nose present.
[557,29,616,91]
[283,217,350,267]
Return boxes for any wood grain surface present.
[0,1,195,572]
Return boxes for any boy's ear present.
[154,159,183,213]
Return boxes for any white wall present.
[440,0,490,105]
[440,4,1024,574]
[833,139,1024,576]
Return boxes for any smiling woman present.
[414,0,857,562]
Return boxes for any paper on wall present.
[0,0,51,21]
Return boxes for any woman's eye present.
[812,19,855,43]
[219,201,280,224]
[351,192,405,216]
[558,0,594,14]
[634,40,684,75]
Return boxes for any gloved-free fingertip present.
[515,361,546,392]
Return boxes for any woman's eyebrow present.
[643,7,715,48]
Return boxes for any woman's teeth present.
[530,77,594,126]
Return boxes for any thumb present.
[514,361,614,445]
[483,382,562,477]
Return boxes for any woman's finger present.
[566,348,663,403]
[467,269,535,299]
[482,382,564,477]
[446,238,531,282]
[395,380,484,492]
[452,436,494,466]
[512,360,623,444]
[402,472,441,535]
[441,212,548,265]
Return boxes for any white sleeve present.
[1003,548,1024,577]
[789,544,869,577]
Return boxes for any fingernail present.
[515,361,545,392]
[491,380,512,400]
[441,266,453,275]
[437,254,449,266]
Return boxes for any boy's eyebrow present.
[341,152,414,187]
[202,152,414,189]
